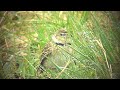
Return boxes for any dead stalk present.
[95,39,110,70]
[56,60,70,79]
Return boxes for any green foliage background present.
[0,11,120,79]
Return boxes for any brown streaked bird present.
[38,29,74,72]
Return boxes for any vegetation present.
[0,11,120,79]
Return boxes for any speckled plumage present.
[39,29,73,71]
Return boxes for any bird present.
[38,29,74,72]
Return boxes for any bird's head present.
[52,29,71,46]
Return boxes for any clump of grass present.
[1,11,120,79]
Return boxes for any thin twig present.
[0,11,8,25]
[95,39,110,69]
[109,64,112,78]
[4,37,9,49]
[56,60,71,79]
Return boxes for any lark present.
[38,29,74,72]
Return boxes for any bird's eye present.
[60,33,66,36]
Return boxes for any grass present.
[0,11,120,79]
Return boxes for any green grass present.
[0,11,120,79]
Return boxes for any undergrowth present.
[0,11,120,79]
